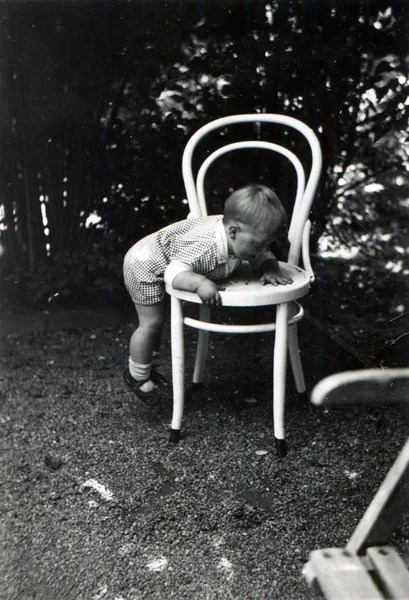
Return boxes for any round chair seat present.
[166,261,311,307]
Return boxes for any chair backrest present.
[182,114,322,266]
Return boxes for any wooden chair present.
[303,368,409,599]
[165,114,322,457]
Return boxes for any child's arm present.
[164,260,222,306]
[172,271,222,306]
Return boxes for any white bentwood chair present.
[165,114,322,457]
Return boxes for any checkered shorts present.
[123,255,167,305]
[123,216,237,306]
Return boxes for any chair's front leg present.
[273,302,289,457]
[193,305,210,385]
[169,296,185,443]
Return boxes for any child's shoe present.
[122,365,167,406]
[122,369,158,406]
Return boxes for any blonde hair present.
[223,185,288,236]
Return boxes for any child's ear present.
[227,223,240,239]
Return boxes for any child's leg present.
[128,301,165,392]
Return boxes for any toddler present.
[123,184,292,402]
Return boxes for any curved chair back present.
[182,114,322,266]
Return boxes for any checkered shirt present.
[123,215,241,305]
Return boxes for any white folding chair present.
[303,368,409,599]
[165,114,322,457]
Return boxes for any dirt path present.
[1,308,408,599]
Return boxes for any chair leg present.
[193,305,210,385]
[288,323,306,393]
[273,303,289,458]
[169,296,185,443]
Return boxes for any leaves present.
[1,0,408,308]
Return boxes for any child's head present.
[223,185,288,260]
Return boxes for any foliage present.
[107,0,409,247]
[0,0,408,308]
[15,228,129,308]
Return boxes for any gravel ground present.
[1,307,408,600]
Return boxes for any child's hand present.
[260,268,293,286]
[197,280,222,306]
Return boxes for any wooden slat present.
[353,473,409,552]
[347,437,409,554]
[308,548,384,600]
[366,546,409,600]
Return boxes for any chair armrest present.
[302,219,314,282]
[311,368,409,407]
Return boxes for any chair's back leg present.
[288,323,306,394]
[193,305,210,384]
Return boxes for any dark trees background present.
[0,0,408,310]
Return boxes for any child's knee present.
[139,313,164,334]
[145,319,163,334]
[135,302,165,335]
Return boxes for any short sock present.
[129,358,152,382]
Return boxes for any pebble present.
[44,455,63,470]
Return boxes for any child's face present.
[227,223,279,260]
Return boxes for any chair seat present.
[166,261,311,307]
